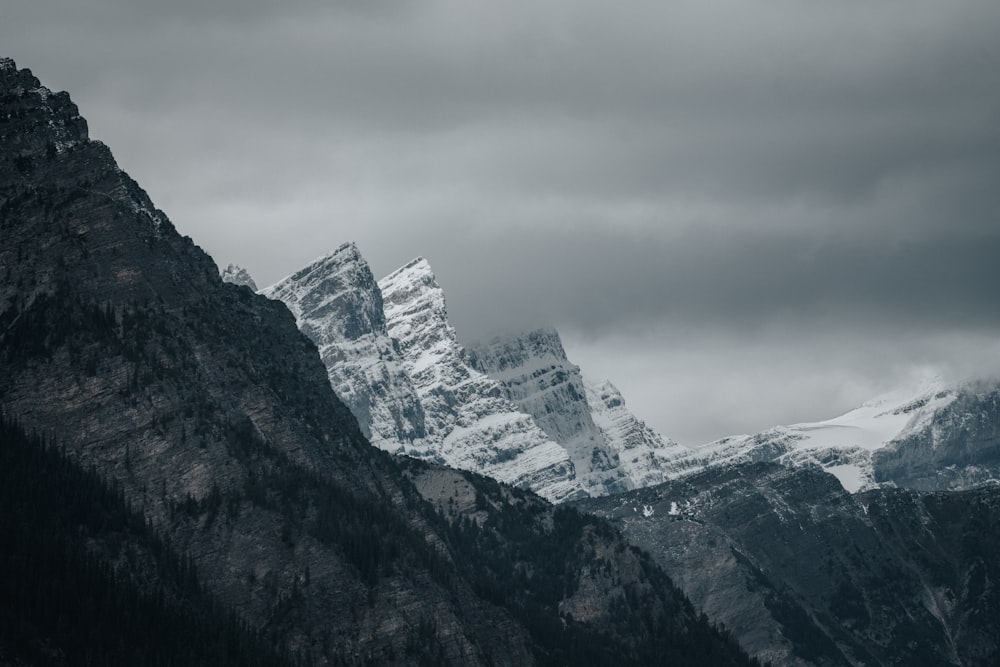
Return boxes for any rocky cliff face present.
[466,328,630,496]
[260,243,427,449]
[577,463,1000,666]
[583,378,692,488]
[378,259,579,502]
[464,328,693,493]
[3,59,756,665]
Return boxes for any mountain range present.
[244,244,1000,503]
[253,243,680,502]
[5,56,1000,666]
[0,57,755,665]
[236,212,1000,667]
[222,131,1000,667]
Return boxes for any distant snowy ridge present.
[656,377,1000,493]
[673,380,955,492]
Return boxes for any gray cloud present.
[4,0,999,443]
[429,224,1000,339]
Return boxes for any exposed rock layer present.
[466,328,630,496]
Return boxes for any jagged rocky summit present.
[261,245,695,502]
[261,247,579,502]
[260,243,428,448]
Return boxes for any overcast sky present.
[5,0,1000,445]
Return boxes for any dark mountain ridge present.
[0,415,297,667]
[0,58,755,666]
[577,462,1000,666]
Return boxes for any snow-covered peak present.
[378,258,454,380]
[263,243,387,347]
[220,264,258,291]
[262,243,426,446]
[266,250,578,500]
[379,257,438,305]
[262,242,362,300]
